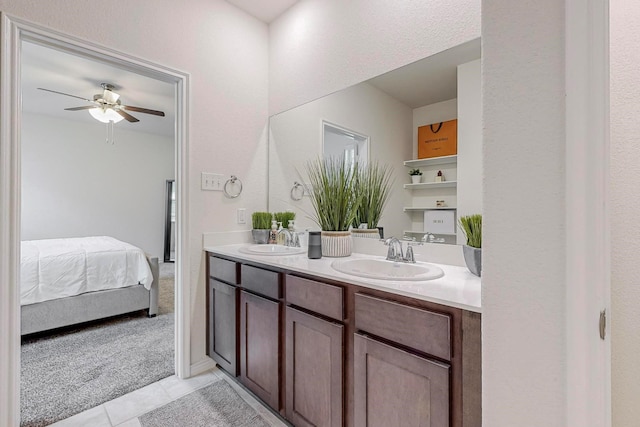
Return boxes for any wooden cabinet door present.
[285,306,343,427]
[208,279,238,375]
[240,290,280,411]
[354,333,450,427]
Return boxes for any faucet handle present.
[404,245,416,263]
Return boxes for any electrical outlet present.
[201,172,224,191]
[237,208,246,224]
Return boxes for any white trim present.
[190,357,218,377]
[565,1,611,426]
[0,14,22,427]
[0,14,192,425]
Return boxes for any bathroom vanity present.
[205,244,481,427]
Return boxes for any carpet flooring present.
[20,264,175,427]
[139,380,270,427]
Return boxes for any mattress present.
[20,236,153,306]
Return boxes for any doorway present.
[0,15,192,426]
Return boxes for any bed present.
[20,236,159,335]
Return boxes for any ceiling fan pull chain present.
[106,120,116,144]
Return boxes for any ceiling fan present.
[37,82,165,123]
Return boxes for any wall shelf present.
[403,181,457,190]
[403,207,456,212]
[403,155,457,168]
[403,230,457,237]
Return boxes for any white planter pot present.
[321,231,352,257]
[351,229,381,239]
[411,175,422,184]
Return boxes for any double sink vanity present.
[204,243,481,427]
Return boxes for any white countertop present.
[204,244,481,313]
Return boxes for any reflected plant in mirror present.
[305,157,361,232]
[353,161,394,239]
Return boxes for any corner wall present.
[611,1,640,424]
[482,1,566,425]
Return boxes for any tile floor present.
[50,368,288,427]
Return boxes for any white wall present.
[269,82,412,238]
[269,0,481,115]
[0,0,269,367]
[457,59,483,244]
[611,1,640,424]
[21,113,174,258]
[482,1,566,426]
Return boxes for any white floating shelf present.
[404,155,457,168]
[403,181,457,190]
[403,230,457,236]
[403,207,457,212]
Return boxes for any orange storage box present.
[418,119,457,159]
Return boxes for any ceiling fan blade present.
[64,105,97,111]
[37,88,94,103]
[116,109,140,123]
[122,105,165,117]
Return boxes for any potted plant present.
[273,211,295,229]
[251,211,272,244]
[305,156,361,257]
[352,161,394,239]
[409,168,423,184]
[458,214,482,276]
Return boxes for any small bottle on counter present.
[308,231,322,259]
[268,220,278,244]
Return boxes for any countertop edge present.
[204,244,482,314]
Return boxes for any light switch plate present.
[201,172,224,191]
[237,208,246,224]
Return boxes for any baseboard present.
[190,356,217,377]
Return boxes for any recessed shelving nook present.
[403,155,458,244]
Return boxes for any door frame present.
[565,0,610,425]
[0,14,192,426]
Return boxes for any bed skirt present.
[21,257,159,335]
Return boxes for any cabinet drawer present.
[286,275,344,321]
[209,256,238,285]
[355,293,451,361]
[241,264,281,300]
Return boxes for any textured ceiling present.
[226,0,299,23]
[21,41,175,138]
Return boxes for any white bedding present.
[20,236,153,306]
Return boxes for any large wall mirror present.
[268,38,482,243]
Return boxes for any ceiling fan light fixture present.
[88,107,124,123]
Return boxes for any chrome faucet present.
[277,228,300,247]
[384,236,422,263]
[384,237,405,262]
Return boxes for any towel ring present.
[223,175,243,198]
[290,181,304,201]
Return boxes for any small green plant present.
[273,211,296,229]
[251,211,273,230]
[305,156,361,231]
[458,214,482,248]
[408,168,422,176]
[353,161,394,229]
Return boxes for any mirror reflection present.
[268,38,482,243]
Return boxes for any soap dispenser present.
[268,220,278,244]
[276,222,285,245]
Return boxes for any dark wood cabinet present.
[205,252,481,427]
[240,290,281,411]
[207,279,239,375]
[286,306,344,427]
[354,333,450,427]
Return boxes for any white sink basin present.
[239,244,306,256]
[331,258,444,281]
